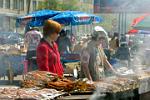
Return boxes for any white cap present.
[94,26,105,32]
[93,26,108,36]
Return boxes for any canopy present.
[127,29,138,35]
[131,14,150,30]
[50,11,103,26]
[127,29,150,35]
[138,30,150,34]
[16,9,60,27]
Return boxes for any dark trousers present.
[26,50,37,71]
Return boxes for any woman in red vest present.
[36,20,64,77]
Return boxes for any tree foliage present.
[38,0,79,11]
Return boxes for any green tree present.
[38,0,79,11]
[59,0,78,11]
[38,0,59,10]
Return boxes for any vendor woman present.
[36,20,64,77]
[80,29,116,81]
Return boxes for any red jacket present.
[36,39,64,77]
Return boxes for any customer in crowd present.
[57,29,72,55]
[115,42,131,67]
[36,20,64,77]
[25,27,42,71]
[109,32,119,51]
[73,41,84,54]
[80,30,117,81]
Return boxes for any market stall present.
[0,71,96,99]
[0,44,25,80]
[0,69,150,100]
[16,9,61,27]
[6,10,150,100]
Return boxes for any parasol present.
[127,29,150,35]
[127,29,138,35]
[16,9,60,27]
[131,14,150,30]
[50,11,103,26]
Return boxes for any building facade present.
[0,0,42,32]
[94,0,150,13]
[0,0,94,32]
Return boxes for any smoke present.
[90,91,106,100]
[131,34,150,70]
[91,0,150,96]
[106,0,150,13]
[90,34,150,100]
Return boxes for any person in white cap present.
[80,29,116,81]
[25,27,43,71]
[94,26,109,49]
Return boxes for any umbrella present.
[131,14,150,30]
[138,30,150,34]
[16,9,60,27]
[127,29,138,35]
[50,11,103,26]
[127,29,150,35]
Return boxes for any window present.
[32,1,37,11]
[5,0,10,9]
[0,0,3,8]
[89,9,93,13]
[13,0,19,9]
[26,0,29,6]
[20,0,24,10]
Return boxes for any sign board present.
[94,0,150,13]
[74,14,94,23]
